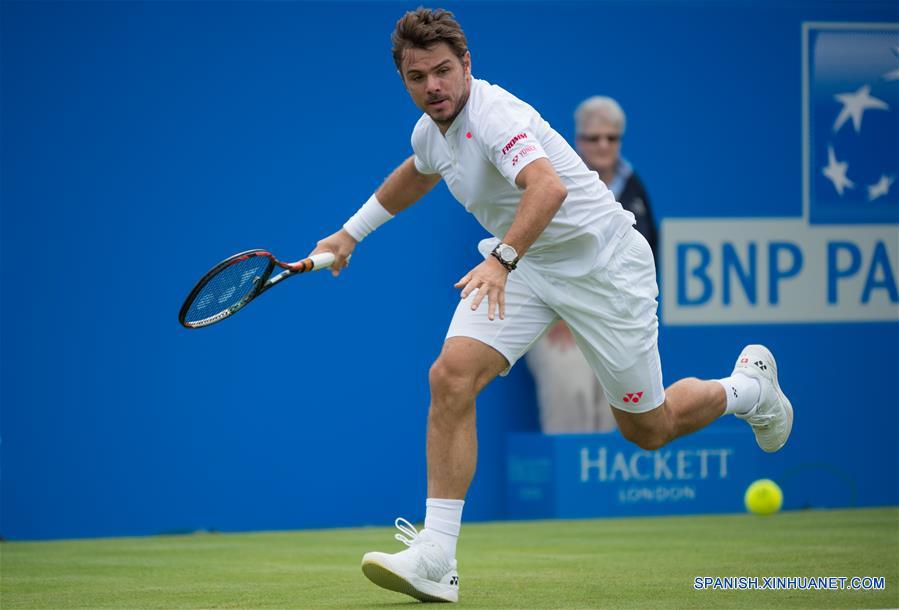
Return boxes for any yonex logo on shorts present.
[501,132,528,155]
[623,391,644,404]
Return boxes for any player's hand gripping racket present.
[179,249,336,328]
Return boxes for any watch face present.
[498,244,517,261]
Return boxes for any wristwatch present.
[490,243,519,271]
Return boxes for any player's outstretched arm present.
[376,155,442,215]
[310,156,441,277]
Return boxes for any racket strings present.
[184,255,271,323]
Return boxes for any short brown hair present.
[391,8,469,72]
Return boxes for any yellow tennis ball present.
[744,479,783,515]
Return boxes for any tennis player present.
[310,8,793,603]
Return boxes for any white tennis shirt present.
[412,78,635,277]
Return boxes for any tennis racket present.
[179,249,336,328]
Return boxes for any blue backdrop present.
[2,0,897,540]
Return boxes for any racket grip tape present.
[308,252,336,270]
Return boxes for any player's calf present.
[613,377,730,450]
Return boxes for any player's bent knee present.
[626,431,669,451]
[429,358,478,405]
[616,410,671,451]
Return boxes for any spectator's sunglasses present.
[576,133,620,144]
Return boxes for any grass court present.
[2,508,897,609]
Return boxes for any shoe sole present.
[362,559,457,603]
[752,344,794,452]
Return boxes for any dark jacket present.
[619,171,658,262]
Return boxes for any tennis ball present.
[744,479,783,515]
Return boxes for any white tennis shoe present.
[732,344,794,452]
[361,518,459,603]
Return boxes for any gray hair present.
[574,96,626,135]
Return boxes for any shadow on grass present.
[344,602,422,608]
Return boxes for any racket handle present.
[288,251,348,272]
[309,252,336,270]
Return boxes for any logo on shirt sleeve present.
[511,144,538,167]
[501,132,528,155]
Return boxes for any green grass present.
[2,508,897,609]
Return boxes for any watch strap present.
[490,245,518,271]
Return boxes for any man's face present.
[401,42,471,126]
[576,120,622,173]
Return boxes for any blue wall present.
[2,0,897,540]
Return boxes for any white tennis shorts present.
[446,228,665,413]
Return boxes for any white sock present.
[423,498,464,559]
[717,373,761,415]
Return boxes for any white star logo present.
[868,174,895,201]
[822,145,854,196]
[832,84,889,133]
[883,46,899,81]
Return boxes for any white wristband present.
[342,194,394,242]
